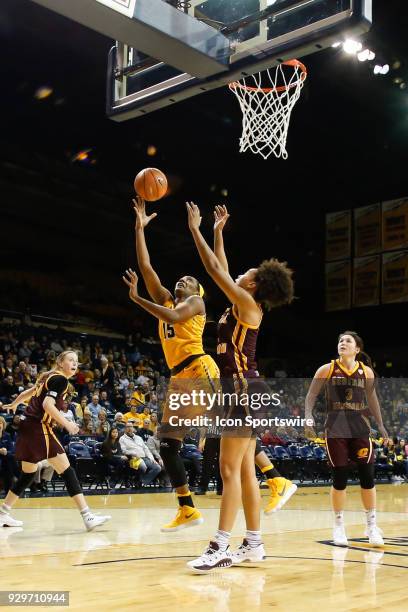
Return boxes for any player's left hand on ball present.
[186,202,202,230]
[123,268,139,301]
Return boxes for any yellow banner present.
[382,251,408,303]
[325,211,351,261]
[353,256,380,307]
[382,198,408,251]
[354,204,381,256]
[325,260,351,311]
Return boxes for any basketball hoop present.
[229,60,307,160]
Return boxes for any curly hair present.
[253,259,294,310]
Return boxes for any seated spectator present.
[99,390,113,413]
[113,412,126,433]
[138,406,151,423]
[119,423,161,485]
[101,428,128,478]
[95,409,110,438]
[78,409,96,435]
[137,418,153,442]
[5,414,21,441]
[86,393,103,418]
[132,386,145,409]
[100,356,115,392]
[149,412,158,434]
[147,430,169,487]
[0,416,19,493]
[123,402,141,423]
[0,375,18,403]
[60,400,76,423]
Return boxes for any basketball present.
[134,167,168,201]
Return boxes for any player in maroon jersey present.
[186,203,295,573]
[1,351,111,531]
[305,331,388,547]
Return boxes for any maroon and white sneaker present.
[187,541,233,574]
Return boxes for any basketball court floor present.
[2,485,407,611]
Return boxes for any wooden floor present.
[1,484,408,611]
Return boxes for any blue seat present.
[300,445,314,459]
[274,446,290,460]
[67,441,92,459]
[313,446,326,460]
[85,439,100,455]
[287,444,301,458]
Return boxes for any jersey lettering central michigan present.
[326,359,367,412]
[158,299,205,370]
[216,306,262,377]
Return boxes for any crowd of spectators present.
[1,323,408,495]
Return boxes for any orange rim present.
[229,59,307,93]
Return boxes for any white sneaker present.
[83,513,111,532]
[333,523,348,546]
[0,512,23,528]
[187,541,233,574]
[231,539,266,565]
[365,525,384,547]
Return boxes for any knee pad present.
[10,471,36,497]
[255,438,262,457]
[357,463,375,489]
[61,466,83,497]
[332,466,349,490]
[160,438,186,488]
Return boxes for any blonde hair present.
[36,350,78,387]
[0,416,6,431]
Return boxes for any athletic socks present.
[246,530,262,548]
[0,503,11,514]
[365,509,376,527]
[261,464,281,480]
[214,529,231,551]
[80,506,91,517]
[177,492,194,508]
[334,511,344,526]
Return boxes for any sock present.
[334,511,344,526]
[261,464,281,480]
[246,530,262,548]
[80,506,91,517]
[0,503,11,514]
[365,509,376,527]
[178,492,194,508]
[214,529,231,551]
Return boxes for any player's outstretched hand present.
[133,196,157,230]
[3,402,17,414]
[186,201,202,231]
[66,421,79,436]
[214,205,230,232]
[122,268,139,302]
[379,425,389,443]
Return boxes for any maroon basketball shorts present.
[15,417,64,464]
[325,436,374,467]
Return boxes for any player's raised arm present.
[213,205,230,273]
[187,202,255,313]
[133,197,172,305]
[123,268,204,324]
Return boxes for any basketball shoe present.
[161,505,203,532]
[187,541,232,573]
[231,539,266,565]
[264,477,297,514]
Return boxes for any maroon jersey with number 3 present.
[216,305,262,378]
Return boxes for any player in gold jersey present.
[122,197,220,532]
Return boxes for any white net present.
[229,60,307,160]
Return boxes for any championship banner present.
[96,0,136,17]
[325,260,351,311]
[353,255,380,307]
[325,211,351,261]
[382,250,408,303]
[354,203,381,256]
[382,198,408,251]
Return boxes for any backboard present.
[107,0,372,121]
